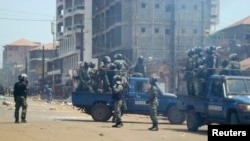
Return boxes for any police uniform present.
[112,75,124,128]
[13,74,28,123]
[147,77,159,131]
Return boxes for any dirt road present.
[0,95,207,141]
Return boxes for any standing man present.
[44,84,53,103]
[111,75,124,128]
[146,77,159,131]
[13,74,29,123]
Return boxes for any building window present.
[165,5,171,12]
[181,5,186,9]
[141,27,146,33]
[193,29,197,34]
[155,28,159,33]
[194,5,198,10]
[181,29,185,34]
[165,29,170,35]
[155,3,159,8]
[141,3,146,8]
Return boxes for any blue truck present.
[177,75,250,131]
[72,77,186,124]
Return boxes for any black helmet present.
[84,62,89,69]
[229,53,239,61]
[149,77,157,85]
[102,56,111,64]
[109,63,116,70]
[113,75,121,84]
[89,61,96,68]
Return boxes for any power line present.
[0,8,54,17]
[0,17,55,21]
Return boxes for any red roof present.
[223,16,250,30]
[4,38,40,47]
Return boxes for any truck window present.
[211,80,223,97]
[227,79,246,94]
[135,81,148,93]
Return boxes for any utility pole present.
[80,21,84,62]
[169,0,176,93]
[42,45,45,94]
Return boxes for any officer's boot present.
[21,113,27,123]
[150,122,158,131]
[112,121,123,128]
[14,113,19,123]
[148,123,154,130]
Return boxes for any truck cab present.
[178,75,250,131]
[206,75,250,124]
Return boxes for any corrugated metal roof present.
[4,38,41,47]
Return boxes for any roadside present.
[0,95,207,141]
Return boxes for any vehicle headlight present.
[238,104,250,112]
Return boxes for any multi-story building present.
[28,43,57,88]
[55,0,97,85]
[2,38,40,88]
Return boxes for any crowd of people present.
[183,45,241,96]
[73,53,146,94]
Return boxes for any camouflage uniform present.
[147,77,159,131]
[228,53,241,76]
[195,57,207,96]
[88,62,98,93]
[99,56,111,93]
[131,56,146,77]
[78,62,94,93]
[112,75,124,128]
[184,49,195,95]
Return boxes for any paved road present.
[0,95,208,141]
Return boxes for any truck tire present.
[186,109,201,131]
[91,103,112,122]
[167,106,186,124]
[230,113,239,124]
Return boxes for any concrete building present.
[28,43,57,88]
[55,0,97,85]
[2,38,40,88]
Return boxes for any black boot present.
[14,114,19,123]
[112,121,123,128]
[148,122,158,131]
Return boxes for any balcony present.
[74,5,85,14]
[64,8,73,18]
[56,32,64,40]
[57,0,63,7]
[64,26,73,36]
[73,24,84,33]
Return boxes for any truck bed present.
[177,95,207,113]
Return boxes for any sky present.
[0,0,250,68]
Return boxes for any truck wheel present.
[186,109,201,131]
[91,103,112,122]
[230,113,239,124]
[167,106,186,124]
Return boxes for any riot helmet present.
[102,56,111,64]
[138,56,144,64]
[149,77,157,85]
